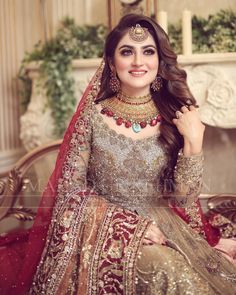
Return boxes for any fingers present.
[174,104,197,121]
[180,105,189,113]
[175,106,190,120]
[175,110,183,119]
[189,105,196,111]
[143,224,167,245]
[179,105,196,114]
[173,104,204,140]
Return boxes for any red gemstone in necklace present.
[125,121,132,128]
[116,117,123,125]
[140,121,147,128]
[107,110,114,117]
[157,114,162,122]
[150,119,157,126]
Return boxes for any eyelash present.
[120,49,132,56]
[144,49,156,55]
[120,49,156,56]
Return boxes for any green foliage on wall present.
[169,9,236,54]
[19,17,107,137]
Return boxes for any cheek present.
[115,59,130,71]
[147,57,159,71]
[114,53,130,71]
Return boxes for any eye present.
[120,49,133,56]
[144,48,156,55]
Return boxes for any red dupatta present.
[2,61,150,295]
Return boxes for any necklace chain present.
[116,91,152,105]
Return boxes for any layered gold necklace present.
[100,92,161,133]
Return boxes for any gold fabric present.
[136,201,236,294]
[29,94,151,295]
[136,245,215,295]
[88,104,203,214]
[30,100,236,294]
[87,104,236,294]
[87,104,167,215]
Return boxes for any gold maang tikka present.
[129,24,148,42]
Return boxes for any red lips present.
[128,70,147,76]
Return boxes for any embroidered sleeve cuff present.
[173,149,204,202]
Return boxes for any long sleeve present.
[170,150,220,245]
[172,150,204,207]
[169,150,205,234]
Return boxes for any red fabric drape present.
[0,63,104,295]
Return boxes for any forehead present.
[116,31,156,48]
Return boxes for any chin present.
[126,83,151,90]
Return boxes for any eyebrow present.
[118,45,157,50]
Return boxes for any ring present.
[175,111,182,119]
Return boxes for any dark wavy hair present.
[96,14,196,187]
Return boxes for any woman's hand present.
[172,105,205,156]
[214,238,236,265]
[143,223,167,245]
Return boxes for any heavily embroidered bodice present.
[86,102,205,234]
[87,105,168,213]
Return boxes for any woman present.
[4,14,236,295]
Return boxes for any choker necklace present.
[116,91,152,105]
[100,92,161,133]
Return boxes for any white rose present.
[207,80,234,109]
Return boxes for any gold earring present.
[109,71,120,93]
[151,76,162,92]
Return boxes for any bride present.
[3,13,235,295]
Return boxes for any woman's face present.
[113,31,159,96]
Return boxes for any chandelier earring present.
[151,76,163,92]
[109,71,120,93]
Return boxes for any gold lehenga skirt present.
[136,244,216,294]
[135,201,236,295]
[29,196,236,295]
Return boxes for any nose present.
[132,52,143,67]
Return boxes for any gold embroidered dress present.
[88,104,236,294]
[29,95,236,295]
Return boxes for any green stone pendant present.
[132,123,141,133]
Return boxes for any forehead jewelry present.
[128,24,149,42]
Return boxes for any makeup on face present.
[113,33,159,96]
